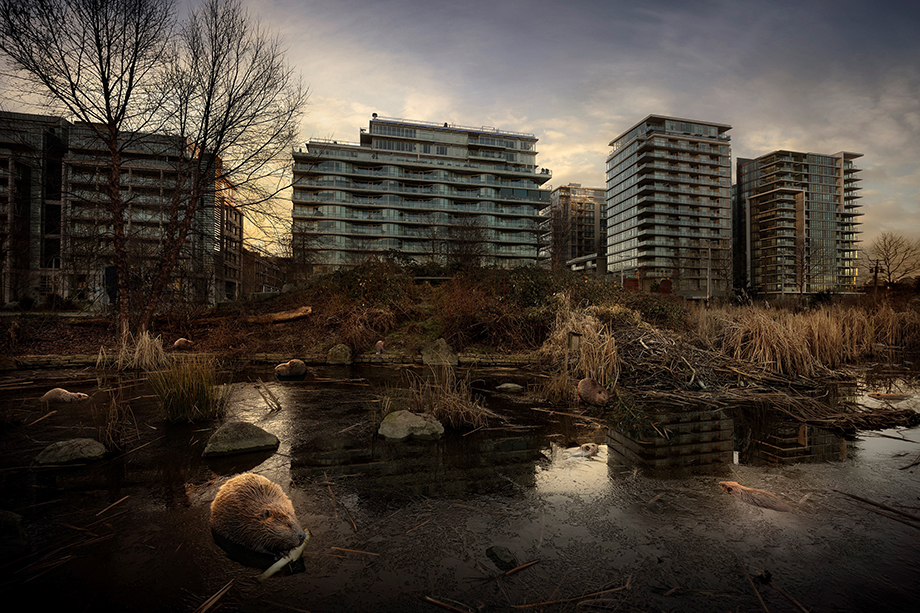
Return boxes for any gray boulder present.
[421,338,458,366]
[496,383,524,393]
[35,438,106,465]
[327,343,353,365]
[202,421,280,457]
[378,410,444,442]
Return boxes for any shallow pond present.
[0,363,918,612]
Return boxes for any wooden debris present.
[192,579,235,613]
[511,576,631,609]
[834,490,920,524]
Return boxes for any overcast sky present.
[249,0,920,245]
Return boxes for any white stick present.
[255,529,311,582]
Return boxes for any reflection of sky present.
[246,0,920,245]
[534,444,615,502]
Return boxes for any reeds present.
[96,330,168,371]
[687,303,920,378]
[91,389,139,450]
[405,366,503,429]
[148,357,229,422]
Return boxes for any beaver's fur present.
[40,388,90,403]
[210,473,307,556]
[719,481,792,512]
[173,337,194,349]
[577,378,609,406]
[274,359,306,377]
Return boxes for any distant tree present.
[0,0,307,338]
[445,215,488,271]
[861,231,920,286]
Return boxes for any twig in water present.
[766,579,811,613]
[740,563,770,612]
[834,490,920,523]
[95,495,129,517]
[26,411,57,426]
[851,503,920,531]
[424,595,473,613]
[511,576,631,609]
[330,546,378,556]
[495,559,539,578]
[192,579,234,613]
[403,518,431,535]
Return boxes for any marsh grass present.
[148,357,229,423]
[91,389,139,450]
[539,295,622,403]
[96,331,168,371]
[688,303,920,377]
[405,366,503,429]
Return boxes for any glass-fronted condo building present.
[540,183,606,273]
[605,115,732,298]
[291,115,552,272]
[734,150,862,295]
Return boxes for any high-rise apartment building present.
[540,183,606,273]
[291,115,552,272]
[605,115,732,298]
[0,111,242,306]
[734,150,862,295]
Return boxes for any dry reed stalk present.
[406,366,503,429]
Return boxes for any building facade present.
[540,183,606,273]
[0,111,241,307]
[605,115,732,298]
[291,115,552,272]
[734,150,862,296]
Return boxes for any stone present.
[202,421,280,457]
[327,343,353,365]
[35,438,106,465]
[421,338,458,366]
[486,545,518,572]
[0,510,29,563]
[378,410,444,442]
[577,377,609,406]
[496,383,524,393]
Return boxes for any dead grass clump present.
[405,366,503,429]
[91,389,139,451]
[148,357,229,423]
[539,294,621,387]
[96,331,168,371]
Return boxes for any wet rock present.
[496,383,524,393]
[202,421,280,457]
[486,545,518,572]
[35,438,106,465]
[378,410,444,442]
[0,510,29,563]
[577,377,609,406]
[421,338,458,366]
[327,343,353,365]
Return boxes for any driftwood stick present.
[510,578,631,609]
[330,546,379,556]
[95,495,129,517]
[500,559,539,578]
[851,503,920,531]
[835,490,920,523]
[767,580,811,613]
[192,579,235,613]
[740,564,770,612]
[423,596,472,613]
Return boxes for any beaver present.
[274,359,306,377]
[719,481,792,512]
[566,442,599,459]
[577,377,609,406]
[40,388,90,403]
[210,473,307,557]
[375,340,384,357]
[173,337,194,349]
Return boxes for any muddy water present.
[0,363,918,612]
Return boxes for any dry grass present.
[148,357,229,423]
[96,331,168,371]
[91,389,139,451]
[685,303,920,377]
[538,295,622,403]
[404,366,504,429]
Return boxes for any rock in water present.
[719,481,792,512]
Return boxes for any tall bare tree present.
[861,231,920,286]
[0,0,307,337]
